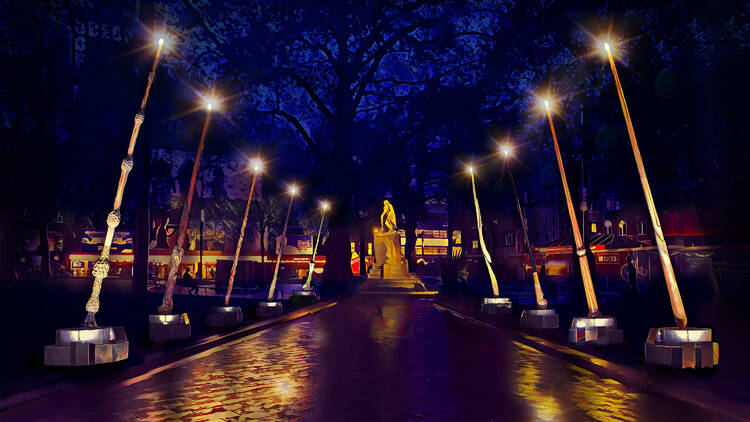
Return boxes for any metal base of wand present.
[44,326,128,366]
[520,309,559,329]
[205,306,244,327]
[481,297,512,314]
[149,314,191,342]
[644,327,718,368]
[256,301,284,318]
[568,316,623,345]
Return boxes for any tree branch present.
[275,68,335,122]
[272,110,316,148]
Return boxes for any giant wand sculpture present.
[224,158,262,306]
[158,96,216,314]
[83,37,165,327]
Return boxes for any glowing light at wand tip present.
[251,158,262,173]
[159,38,164,47]
[321,201,330,210]
[466,165,474,175]
[289,185,298,196]
[604,42,611,53]
[501,145,511,158]
[203,96,218,111]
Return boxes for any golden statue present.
[380,199,397,232]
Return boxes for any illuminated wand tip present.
[158,38,165,47]
[604,42,610,53]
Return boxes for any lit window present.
[639,221,646,235]
[472,240,479,249]
[591,223,597,233]
[619,220,627,236]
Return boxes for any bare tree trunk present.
[38,222,51,279]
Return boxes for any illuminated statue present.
[380,199,397,232]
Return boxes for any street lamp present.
[152,95,217,341]
[465,164,511,313]
[300,200,329,292]
[541,96,622,344]
[598,37,716,366]
[206,158,263,327]
[80,34,167,328]
[45,34,167,367]
[259,184,298,317]
[501,143,559,329]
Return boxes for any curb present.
[432,301,750,422]
[0,300,337,413]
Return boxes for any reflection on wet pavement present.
[11,297,725,421]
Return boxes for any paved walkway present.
[1,296,731,421]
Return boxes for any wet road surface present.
[3,297,728,421]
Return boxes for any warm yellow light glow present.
[466,165,474,174]
[203,95,219,112]
[501,144,512,158]
[321,201,330,210]
[289,185,299,196]
[251,158,263,173]
[604,42,610,53]
[158,38,165,47]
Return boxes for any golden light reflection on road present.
[110,321,320,421]
[512,340,638,422]
[514,342,562,421]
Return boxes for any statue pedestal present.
[205,306,243,328]
[568,316,623,345]
[362,230,431,294]
[44,326,128,366]
[149,314,191,342]
[644,327,718,368]
[370,231,405,277]
[520,309,559,329]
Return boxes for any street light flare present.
[501,144,512,158]
[202,95,219,112]
[251,158,263,173]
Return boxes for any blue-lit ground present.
[2,296,725,421]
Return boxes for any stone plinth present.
[520,309,559,329]
[149,313,191,342]
[644,327,718,368]
[256,301,284,318]
[568,316,623,345]
[205,306,243,328]
[44,326,128,366]
[481,297,512,314]
[372,231,405,278]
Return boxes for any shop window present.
[619,220,627,236]
[639,221,646,235]
[591,223,597,233]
